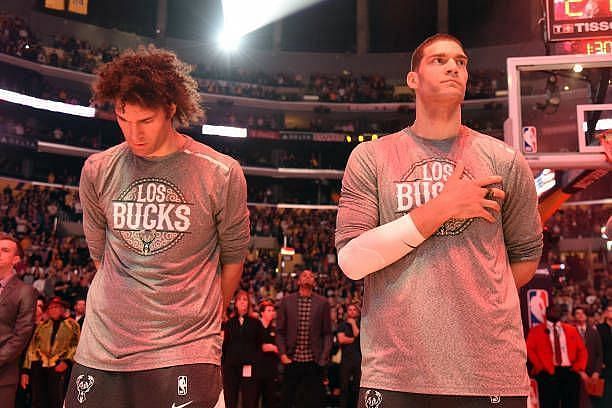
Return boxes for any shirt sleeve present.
[335,142,380,251]
[501,151,543,263]
[79,158,107,262]
[216,161,251,265]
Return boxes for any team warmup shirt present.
[335,126,543,396]
[77,136,250,371]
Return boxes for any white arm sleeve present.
[337,214,425,280]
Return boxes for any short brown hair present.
[92,45,204,127]
[410,33,466,72]
[0,233,24,259]
[259,300,275,312]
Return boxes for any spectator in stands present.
[22,296,80,408]
[64,272,87,307]
[0,234,36,407]
[573,306,603,407]
[222,290,263,408]
[34,297,46,324]
[31,268,46,295]
[72,299,85,329]
[337,302,361,408]
[257,299,280,408]
[527,303,588,408]
[276,269,332,408]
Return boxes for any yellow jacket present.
[23,318,80,369]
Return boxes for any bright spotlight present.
[219,0,325,48]
[217,30,241,52]
[573,64,583,73]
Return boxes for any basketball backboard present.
[505,54,612,169]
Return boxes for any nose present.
[445,59,459,74]
[124,122,143,139]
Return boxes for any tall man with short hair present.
[65,46,251,408]
[0,234,36,407]
[336,34,543,408]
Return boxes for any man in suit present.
[527,303,588,408]
[595,305,612,408]
[276,270,332,408]
[0,234,37,407]
[573,306,603,407]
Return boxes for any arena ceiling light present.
[202,124,247,138]
[217,29,242,52]
[0,88,95,118]
[218,0,324,51]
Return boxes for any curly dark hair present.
[91,45,204,127]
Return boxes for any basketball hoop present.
[597,130,612,163]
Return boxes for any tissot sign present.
[547,0,612,41]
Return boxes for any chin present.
[432,94,464,104]
[130,146,152,156]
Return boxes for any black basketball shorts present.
[64,362,223,408]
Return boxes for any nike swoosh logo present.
[171,402,193,408]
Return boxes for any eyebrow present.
[428,53,469,61]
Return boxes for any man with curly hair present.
[64,46,250,408]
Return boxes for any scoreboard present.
[551,37,612,54]
[546,0,612,41]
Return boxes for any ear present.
[12,255,20,268]
[167,103,177,119]
[407,71,418,90]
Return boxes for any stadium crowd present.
[0,182,610,407]
[1,9,610,408]
[1,12,506,103]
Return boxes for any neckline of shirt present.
[403,125,465,146]
[129,135,193,162]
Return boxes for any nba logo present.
[522,126,537,153]
[528,289,549,328]
[177,376,187,396]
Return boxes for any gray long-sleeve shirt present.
[77,136,250,371]
[335,126,543,396]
